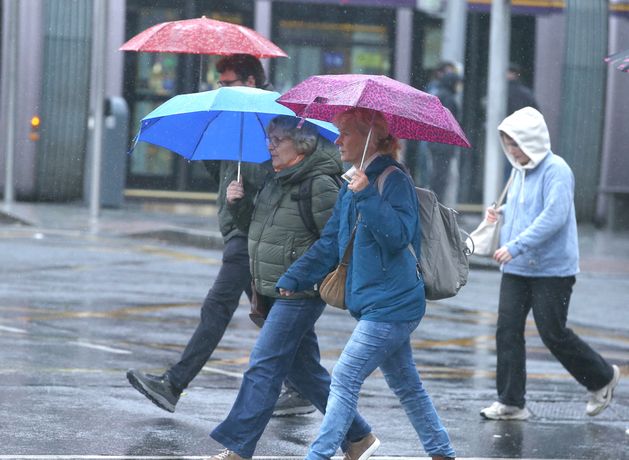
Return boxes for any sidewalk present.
[3,200,629,275]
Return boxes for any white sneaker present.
[586,364,621,416]
[480,401,530,420]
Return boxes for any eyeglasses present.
[266,135,289,148]
[217,78,242,87]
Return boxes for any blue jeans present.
[210,297,372,458]
[306,319,455,460]
[168,236,252,390]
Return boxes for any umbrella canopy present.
[605,49,629,73]
[277,74,470,148]
[119,16,287,58]
[135,86,338,164]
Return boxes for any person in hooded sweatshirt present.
[480,107,621,421]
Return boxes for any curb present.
[127,228,224,250]
[0,209,34,226]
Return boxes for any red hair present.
[333,108,400,160]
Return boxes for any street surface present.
[0,205,628,459]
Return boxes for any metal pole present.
[483,0,511,210]
[394,8,413,85]
[2,0,19,211]
[441,0,468,67]
[254,0,272,79]
[89,0,108,225]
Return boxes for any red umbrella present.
[119,16,287,58]
[605,49,629,73]
[276,74,470,149]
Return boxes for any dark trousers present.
[168,236,252,390]
[496,273,614,408]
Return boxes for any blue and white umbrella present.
[134,86,339,180]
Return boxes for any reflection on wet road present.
[1,230,627,458]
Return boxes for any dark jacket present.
[231,138,342,298]
[204,160,272,242]
[429,73,460,156]
[278,155,425,322]
[507,80,539,116]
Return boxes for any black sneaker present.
[126,369,181,413]
[272,386,316,417]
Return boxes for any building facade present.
[1,0,628,226]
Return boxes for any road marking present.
[0,325,27,333]
[0,456,574,460]
[69,341,132,355]
[202,365,245,379]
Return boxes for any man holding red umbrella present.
[126,54,315,418]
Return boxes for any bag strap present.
[294,176,319,237]
[376,165,400,195]
[339,221,359,265]
[375,166,420,276]
[294,174,344,238]
[494,169,515,208]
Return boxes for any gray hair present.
[267,115,320,156]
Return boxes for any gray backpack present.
[377,165,470,300]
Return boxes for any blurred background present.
[1,0,628,229]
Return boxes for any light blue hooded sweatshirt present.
[498,107,579,277]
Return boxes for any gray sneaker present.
[126,369,181,413]
[343,433,380,460]
[272,386,316,417]
[207,449,251,460]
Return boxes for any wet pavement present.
[1,201,628,459]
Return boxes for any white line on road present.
[202,365,245,379]
[0,325,27,333]
[0,456,574,460]
[68,341,132,354]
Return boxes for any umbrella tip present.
[297,118,306,129]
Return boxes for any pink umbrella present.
[276,74,470,148]
[605,49,629,73]
[119,16,287,58]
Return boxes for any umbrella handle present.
[237,112,244,183]
[359,126,373,171]
[359,111,376,170]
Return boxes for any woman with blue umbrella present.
[207,115,377,460]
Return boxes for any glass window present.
[271,3,395,93]
[123,1,253,191]
[129,101,175,178]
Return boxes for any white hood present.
[498,107,550,171]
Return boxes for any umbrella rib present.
[254,112,268,135]
[189,111,222,161]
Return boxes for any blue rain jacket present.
[277,155,425,322]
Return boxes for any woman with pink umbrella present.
[277,106,456,460]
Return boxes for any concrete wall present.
[534,12,565,151]
[0,0,44,198]
[598,13,629,229]
[107,0,127,98]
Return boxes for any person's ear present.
[245,75,256,88]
